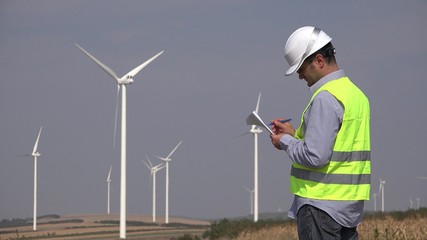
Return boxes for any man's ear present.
[314,54,325,68]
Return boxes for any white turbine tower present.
[244,92,262,222]
[29,126,42,231]
[242,186,254,215]
[373,193,377,212]
[378,178,386,212]
[75,44,163,239]
[156,141,182,224]
[107,166,112,215]
[143,155,165,223]
[416,197,420,210]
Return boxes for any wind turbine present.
[243,92,262,222]
[242,186,254,215]
[75,44,163,239]
[373,193,377,211]
[416,198,420,210]
[156,141,182,224]
[378,178,386,212]
[28,126,42,231]
[106,166,112,215]
[143,155,165,223]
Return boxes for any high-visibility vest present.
[291,77,371,200]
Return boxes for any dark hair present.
[306,42,336,64]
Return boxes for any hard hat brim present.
[285,61,302,76]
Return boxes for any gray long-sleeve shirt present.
[280,70,364,228]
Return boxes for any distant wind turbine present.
[156,141,182,224]
[242,92,262,222]
[378,178,386,212]
[417,176,427,180]
[75,43,163,239]
[143,155,165,223]
[416,197,420,210]
[26,127,42,231]
[373,193,377,212]
[107,166,112,215]
[242,185,254,215]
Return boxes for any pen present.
[268,118,292,126]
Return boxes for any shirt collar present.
[309,69,346,93]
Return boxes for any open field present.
[0,214,210,240]
[233,210,427,240]
[2,209,427,240]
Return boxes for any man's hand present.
[269,118,295,150]
[270,133,285,150]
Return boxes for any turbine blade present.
[232,131,251,139]
[107,166,112,181]
[123,51,164,79]
[252,93,261,132]
[154,163,164,169]
[166,141,182,159]
[242,185,251,192]
[145,154,154,168]
[32,126,42,154]
[255,92,261,113]
[157,164,166,171]
[143,160,151,171]
[75,43,119,82]
[113,85,120,148]
[155,156,167,161]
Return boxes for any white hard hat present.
[284,26,332,76]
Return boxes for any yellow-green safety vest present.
[291,77,371,200]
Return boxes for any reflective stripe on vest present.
[291,168,370,185]
[290,77,371,201]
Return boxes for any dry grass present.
[234,212,427,240]
[358,214,427,240]
[234,224,297,240]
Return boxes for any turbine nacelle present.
[156,156,171,162]
[31,152,41,157]
[250,127,263,134]
[151,164,165,174]
[118,75,135,85]
[156,141,183,163]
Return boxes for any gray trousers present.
[297,204,358,240]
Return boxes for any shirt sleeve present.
[280,91,343,168]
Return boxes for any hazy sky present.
[1,1,426,221]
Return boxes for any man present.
[270,26,371,240]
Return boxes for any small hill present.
[0,214,209,240]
